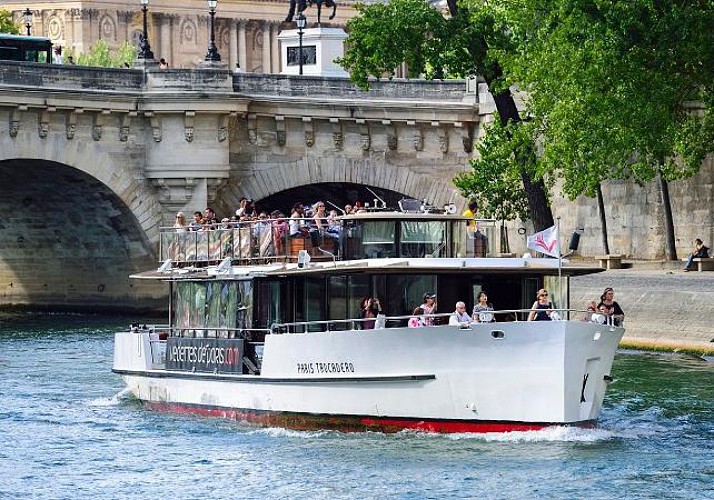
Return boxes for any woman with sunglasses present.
[527,289,553,321]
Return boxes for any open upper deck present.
[159,211,500,267]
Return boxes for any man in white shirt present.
[449,301,471,326]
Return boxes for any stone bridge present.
[0,62,485,310]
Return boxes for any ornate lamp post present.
[296,12,306,75]
[23,8,33,36]
[204,0,221,62]
[138,0,155,60]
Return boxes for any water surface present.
[1,314,712,499]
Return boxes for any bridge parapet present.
[0,61,144,91]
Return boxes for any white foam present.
[89,387,134,407]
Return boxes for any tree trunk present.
[657,169,677,260]
[596,183,610,255]
[447,2,554,231]
[493,91,555,231]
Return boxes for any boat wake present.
[89,387,135,408]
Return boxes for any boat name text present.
[297,362,355,374]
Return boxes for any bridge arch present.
[0,158,163,311]
[222,156,464,215]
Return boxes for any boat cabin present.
[149,212,600,357]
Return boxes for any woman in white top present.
[173,212,187,232]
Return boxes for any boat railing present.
[157,216,503,266]
[270,308,620,334]
[159,217,338,266]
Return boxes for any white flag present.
[527,225,560,258]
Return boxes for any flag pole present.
[557,216,563,317]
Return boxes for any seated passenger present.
[583,300,597,322]
[449,301,471,326]
[420,293,437,326]
[527,289,553,321]
[472,291,495,323]
[597,287,624,326]
[408,307,425,328]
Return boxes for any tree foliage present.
[340,0,555,232]
[0,9,20,34]
[496,0,714,200]
[454,117,532,222]
[72,40,137,68]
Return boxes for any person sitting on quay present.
[472,291,495,323]
[597,287,625,326]
[527,289,553,321]
[449,301,472,327]
[683,238,710,272]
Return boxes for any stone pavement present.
[570,260,714,352]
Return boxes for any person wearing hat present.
[420,293,437,325]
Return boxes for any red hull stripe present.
[145,402,595,434]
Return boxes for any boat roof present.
[131,257,605,281]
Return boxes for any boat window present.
[384,275,437,320]
[362,221,396,258]
[328,275,349,330]
[400,221,445,257]
[305,278,326,331]
[173,281,247,336]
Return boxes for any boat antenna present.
[316,246,337,267]
[365,187,387,209]
[326,200,344,215]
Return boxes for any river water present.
[1,314,713,500]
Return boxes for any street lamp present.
[204,0,221,62]
[23,8,33,36]
[138,0,155,60]
[296,12,306,75]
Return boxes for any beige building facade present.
[6,0,359,71]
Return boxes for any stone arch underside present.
[220,157,466,215]
[0,159,164,311]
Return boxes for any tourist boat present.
[113,208,624,433]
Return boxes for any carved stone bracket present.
[275,115,286,146]
[456,121,474,153]
[303,117,314,147]
[383,120,397,151]
[247,114,257,144]
[408,121,423,151]
[357,119,370,151]
[146,112,162,142]
[330,118,342,150]
[92,111,109,141]
[217,113,235,142]
[66,112,78,140]
[119,112,134,142]
[9,108,20,138]
[433,121,449,153]
[38,110,50,139]
[184,111,195,142]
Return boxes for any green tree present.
[496,0,714,259]
[0,9,21,34]
[454,116,533,252]
[338,0,555,231]
[73,40,137,68]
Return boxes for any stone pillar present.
[238,21,247,71]
[159,14,172,64]
[261,21,271,73]
[229,20,238,70]
[271,22,280,73]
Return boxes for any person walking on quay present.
[683,238,709,272]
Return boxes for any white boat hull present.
[113,321,623,433]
